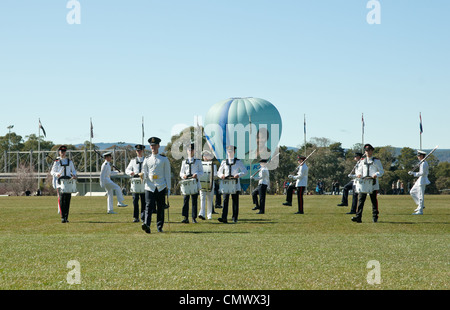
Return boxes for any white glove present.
[408,171,414,176]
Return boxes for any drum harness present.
[362,158,376,185]
[58,158,73,184]
[225,158,237,178]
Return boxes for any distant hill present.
[285,146,450,163]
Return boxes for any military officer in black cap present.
[352,144,384,223]
[140,137,171,233]
[126,144,146,222]
[337,152,363,215]
[51,145,78,223]
[179,143,203,223]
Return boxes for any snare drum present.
[180,178,199,195]
[60,179,77,194]
[219,179,237,195]
[200,162,213,191]
[355,177,375,194]
[130,177,145,194]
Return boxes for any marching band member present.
[199,150,217,220]
[337,152,363,215]
[125,144,146,222]
[217,145,248,223]
[51,145,77,223]
[140,137,171,233]
[352,144,384,223]
[100,152,128,214]
[251,159,270,214]
[289,155,308,214]
[408,150,430,215]
[179,143,203,223]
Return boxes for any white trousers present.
[410,183,426,211]
[199,189,214,219]
[104,182,124,212]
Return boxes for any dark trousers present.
[57,189,71,220]
[132,193,145,220]
[214,182,222,207]
[296,186,305,213]
[182,194,198,219]
[144,188,166,230]
[341,181,354,205]
[356,191,379,219]
[285,183,296,204]
[252,184,268,213]
[222,192,240,221]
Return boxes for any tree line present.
[0,130,449,195]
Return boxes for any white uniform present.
[355,156,384,191]
[51,158,77,189]
[199,161,217,220]
[179,158,204,191]
[142,153,171,193]
[410,160,430,214]
[253,166,270,186]
[126,156,145,177]
[217,158,248,192]
[100,161,126,213]
[292,164,308,187]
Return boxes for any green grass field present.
[0,194,448,290]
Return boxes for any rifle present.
[408,145,438,174]
[93,149,122,173]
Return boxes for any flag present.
[142,117,145,139]
[39,119,46,137]
[90,118,94,139]
[362,113,365,134]
[304,114,306,135]
[419,113,423,134]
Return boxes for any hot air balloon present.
[204,97,282,191]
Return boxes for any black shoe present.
[232,217,237,223]
[142,223,151,233]
[133,218,140,223]
[295,211,304,214]
[215,205,223,209]
[337,203,348,207]
[181,217,189,224]
[157,227,164,233]
[346,211,356,214]
[192,218,197,223]
[257,211,265,214]
[198,215,205,220]
[283,202,292,206]
[61,218,66,223]
[373,217,378,223]
[351,216,362,223]
[218,217,228,223]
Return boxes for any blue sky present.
[0,0,449,150]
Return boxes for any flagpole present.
[90,118,92,197]
[38,119,41,191]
